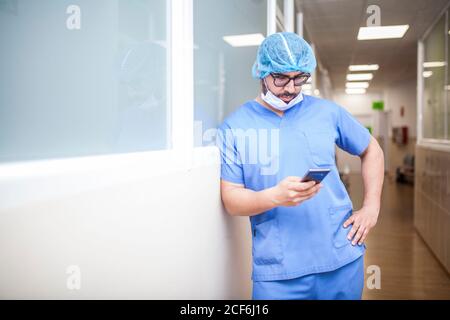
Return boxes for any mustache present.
[278,93,296,99]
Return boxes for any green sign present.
[372,101,384,110]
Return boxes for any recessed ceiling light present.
[346,88,366,95]
[357,25,409,40]
[347,73,373,81]
[423,61,446,68]
[346,82,369,89]
[423,71,433,78]
[223,33,265,47]
[349,64,379,71]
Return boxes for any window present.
[193,0,267,147]
[447,9,450,140]
[0,0,169,163]
[422,14,446,140]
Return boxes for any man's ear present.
[261,79,268,94]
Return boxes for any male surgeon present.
[216,32,384,300]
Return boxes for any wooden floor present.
[346,173,450,300]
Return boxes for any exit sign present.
[372,101,384,110]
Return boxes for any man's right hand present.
[220,176,322,216]
[269,176,322,207]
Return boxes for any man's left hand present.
[343,206,379,246]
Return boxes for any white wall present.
[384,77,417,138]
[333,78,417,140]
[0,148,252,299]
[333,91,384,173]
[333,91,383,114]
[332,79,417,174]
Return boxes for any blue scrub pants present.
[252,255,365,300]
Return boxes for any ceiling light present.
[423,71,433,78]
[357,25,409,40]
[346,88,366,95]
[346,82,369,89]
[347,73,373,81]
[223,33,265,47]
[349,64,379,71]
[423,61,446,68]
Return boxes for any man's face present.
[262,71,305,103]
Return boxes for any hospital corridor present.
[1,0,450,301]
[351,174,450,299]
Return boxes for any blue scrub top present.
[216,94,371,281]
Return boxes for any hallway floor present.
[346,174,450,299]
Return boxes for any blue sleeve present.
[335,106,371,156]
[216,123,245,185]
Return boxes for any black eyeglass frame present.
[270,72,311,87]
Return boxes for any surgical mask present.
[261,79,303,111]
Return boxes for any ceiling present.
[295,0,450,92]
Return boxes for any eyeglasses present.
[271,73,311,87]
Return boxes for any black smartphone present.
[301,168,331,183]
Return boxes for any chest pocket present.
[301,130,336,166]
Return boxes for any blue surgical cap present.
[252,32,317,79]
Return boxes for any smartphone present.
[301,168,331,183]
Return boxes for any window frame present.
[418,2,450,151]
[0,0,197,208]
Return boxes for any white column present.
[296,12,303,37]
[284,0,294,32]
[267,0,276,36]
[170,0,194,169]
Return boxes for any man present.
[216,32,384,300]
